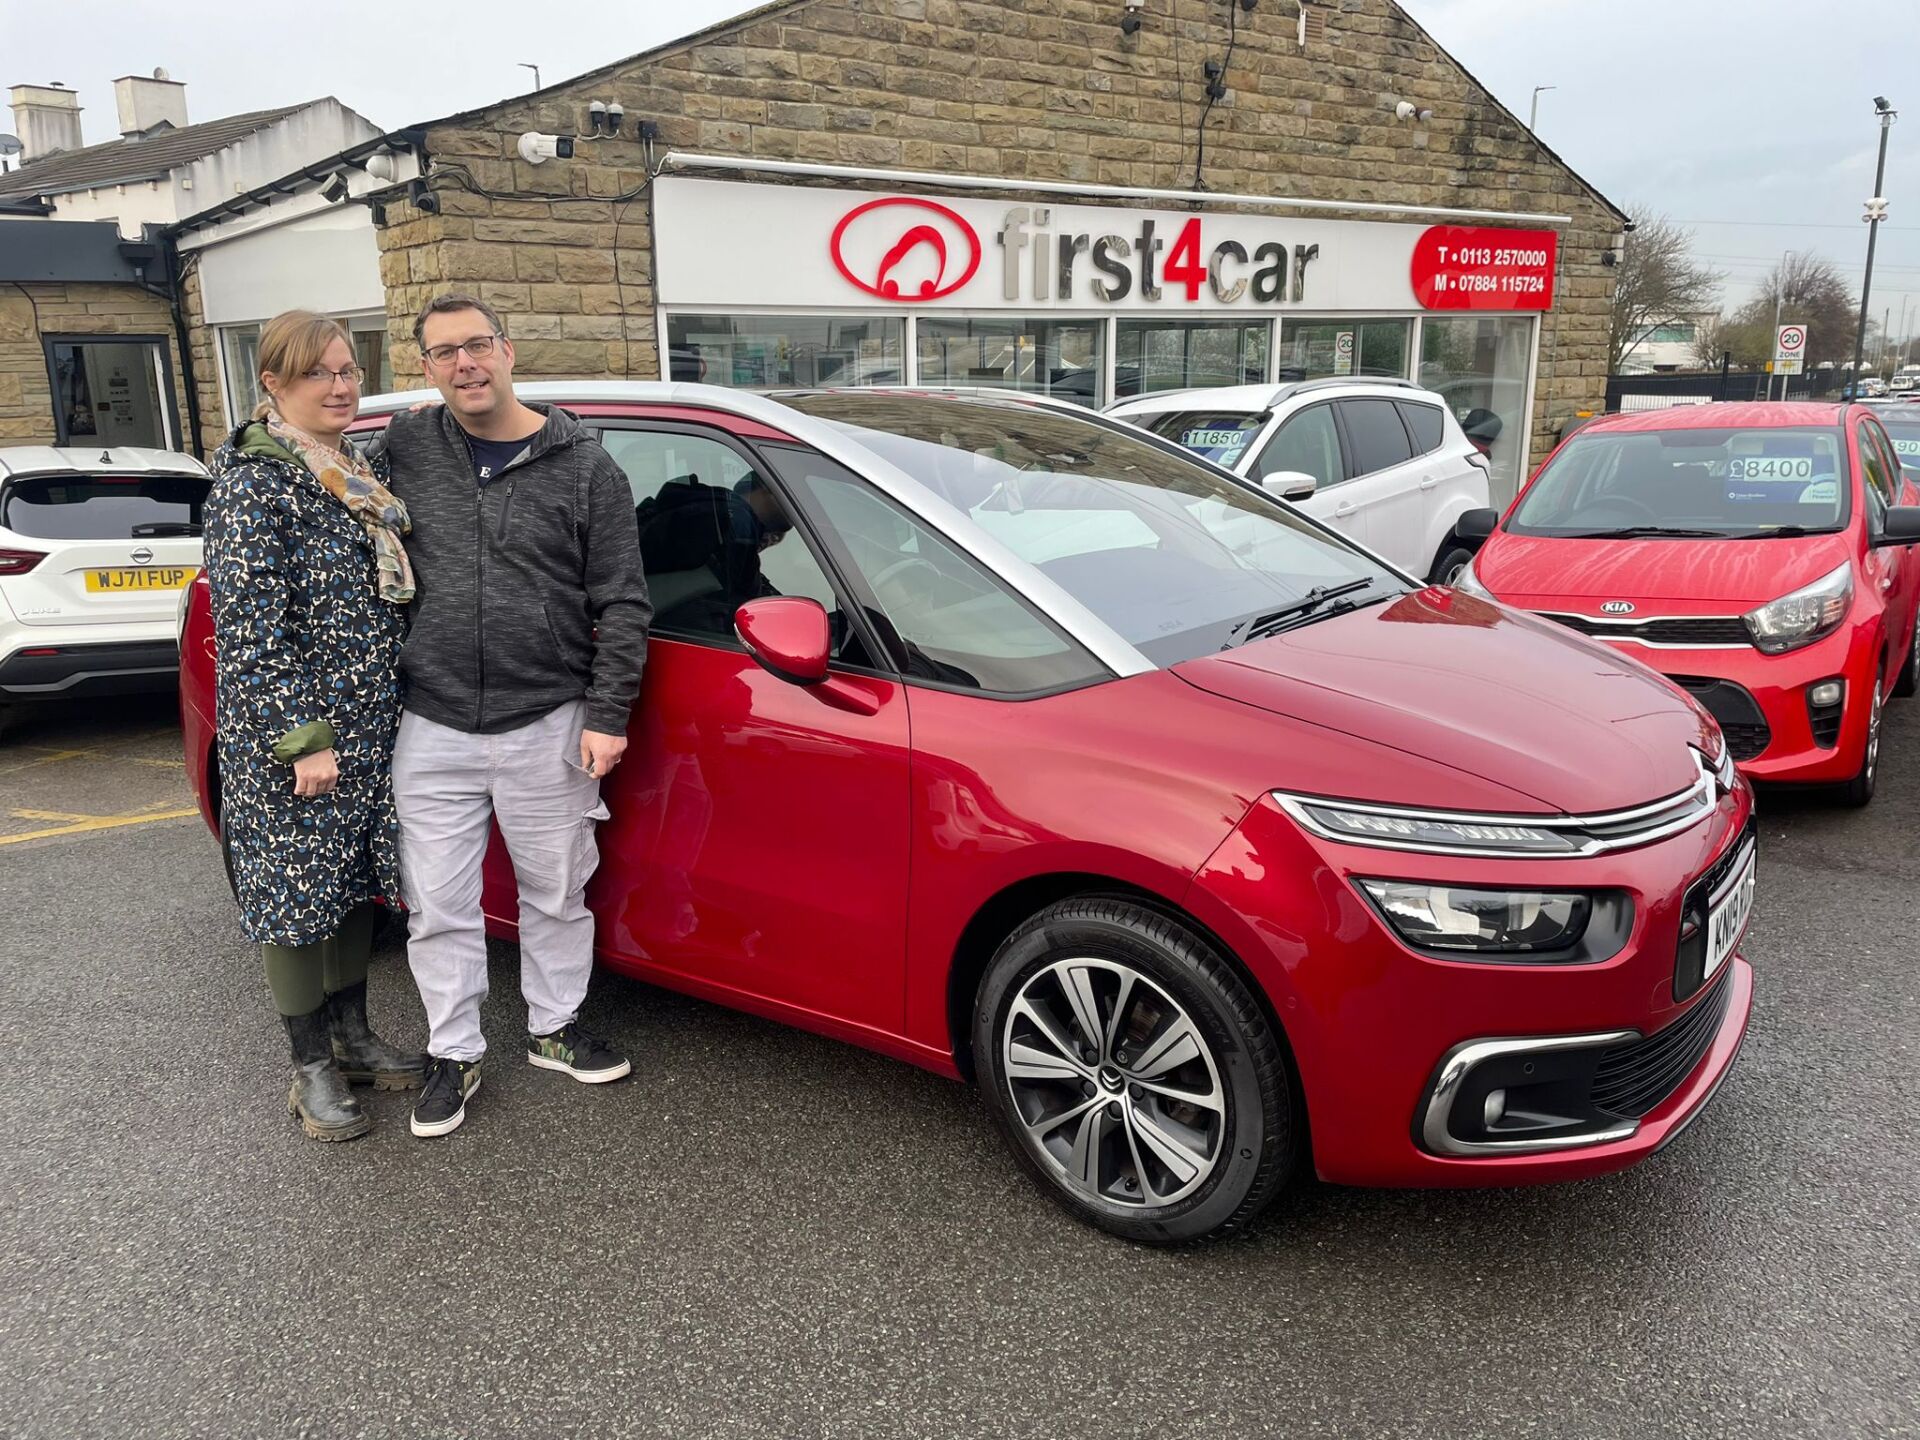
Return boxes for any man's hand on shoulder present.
[580,728,628,778]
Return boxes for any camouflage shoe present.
[410,1056,481,1138]
[527,1023,631,1084]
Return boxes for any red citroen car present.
[181,385,1755,1243]
[1458,403,1920,805]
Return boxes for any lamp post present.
[1850,97,1896,395]
[1529,85,1556,131]
[518,62,542,91]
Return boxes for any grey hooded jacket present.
[369,403,651,736]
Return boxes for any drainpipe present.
[158,231,205,459]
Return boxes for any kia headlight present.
[1452,555,1492,598]
[1742,562,1852,655]
[1359,882,1591,955]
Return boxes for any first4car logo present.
[830,197,983,301]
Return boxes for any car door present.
[1249,403,1349,537]
[1327,398,1429,573]
[1395,397,1484,571]
[588,417,913,1036]
[1859,420,1917,664]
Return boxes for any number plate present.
[1705,843,1756,982]
[85,567,196,592]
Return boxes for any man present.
[372,293,651,1139]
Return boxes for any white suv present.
[1106,379,1492,581]
[0,446,209,740]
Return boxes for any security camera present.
[1121,0,1144,33]
[517,131,575,165]
[588,100,607,134]
[320,171,351,204]
[605,102,624,135]
[1395,100,1417,121]
[1874,95,1891,111]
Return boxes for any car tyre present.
[973,897,1294,1245]
[1836,671,1885,808]
[1428,543,1477,587]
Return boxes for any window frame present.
[40,332,180,451]
[590,418,893,676]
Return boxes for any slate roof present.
[0,104,313,201]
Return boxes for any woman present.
[204,311,423,1141]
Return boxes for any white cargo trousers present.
[393,700,608,1061]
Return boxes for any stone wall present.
[178,264,230,455]
[0,282,192,449]
[374,0,1623,464]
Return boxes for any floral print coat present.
[204,423,405,946]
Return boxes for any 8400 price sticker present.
[1728,456,1815,480]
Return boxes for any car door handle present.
[1418,477,1439,490]
[1334,503,1358,517]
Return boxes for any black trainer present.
[527,1023,631,1083]
[410,1056,481,1137]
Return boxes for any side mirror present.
[1455,507,1499,543]
[1872,505,1920,548]
[734,596,831,684]
[1261,469,1318,501]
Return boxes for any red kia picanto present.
[1458,402,1920,805]
[181,385,1757,1243]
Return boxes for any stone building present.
[354,0,1624,500]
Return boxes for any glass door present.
[47,338,174,449]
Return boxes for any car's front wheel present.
[1837,670,1885,807]
[1429,543,1476,587]
[973,897,1295,1245]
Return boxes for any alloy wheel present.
[1001,957,1226,1208]
[1865,677,1884,783]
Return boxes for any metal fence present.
[1604,369,1839,412]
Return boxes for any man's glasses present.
[301,364,364,385]
[422,334,502,368]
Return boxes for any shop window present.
[45,337,173,449]
[219,325,262,421]
[1419,315,1535,502]
[916,317,1105,406]
[1114,320,1270,398]
[665,314,904,388]
[1280,319,1410,381]
[346,317,392,396]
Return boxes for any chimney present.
[113,69,188,139]
[8,83,84,159]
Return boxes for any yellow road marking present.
[10,809,102,822]
[0,806,201,846]
[0,748,90,776]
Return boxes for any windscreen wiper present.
[1226,578,1379,646]
[1561,526,1728,539]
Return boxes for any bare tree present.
[1609,207,1723,372]
[1689,313,1729,370]
[1729,252,1859,367]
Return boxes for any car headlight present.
[1286,801,1583,855]
[1359,882,1592,955]
[1452,555,1492,598]
[1742,562,1852,655]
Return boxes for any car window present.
[1253,404,1342,488]
[761,445,1107,694]
[1509,425,1851,538]
[1858,421,1892,531]
[0,474,208,539]
[1879,414,1920,480]
[1395,400,1445,456]
[1336,399,1415,476]
[1132,409,1267,469]
[598,425,864,662]
[776,392,1405,667]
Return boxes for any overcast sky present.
[6,0,1917,333]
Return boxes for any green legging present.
[262,902,383,1017]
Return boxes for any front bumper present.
[1188,776,1755,1188]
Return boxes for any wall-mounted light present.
[1120,0,1144,35]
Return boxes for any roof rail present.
[1281,376,1425,398]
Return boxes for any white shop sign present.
[653,176,1554,315]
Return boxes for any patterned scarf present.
[265,414,415,604]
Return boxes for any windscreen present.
[1128,409,1267,469]
[1508,425,1849,537]
[0,474,208,540]
[778,393,1405,666]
